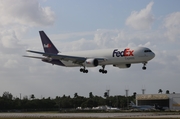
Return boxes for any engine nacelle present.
[113,64,131,68]
[83,59,99,67]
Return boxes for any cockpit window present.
[144,50,152,52]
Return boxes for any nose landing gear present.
[142,62,147,70]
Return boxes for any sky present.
[0,0,180,99]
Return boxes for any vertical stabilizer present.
[130,101,136,106]
[39,31,59,54]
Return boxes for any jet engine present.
[113,64,131,68]
[83,59,99,67]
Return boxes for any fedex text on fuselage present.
[112,48,134,57]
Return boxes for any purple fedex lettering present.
[112,49,124,57]
[112,49,118,57]
[112,48,134,57]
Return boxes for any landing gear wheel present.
[80,68,84,72]
[102,70,107,74]
[80,67,88,73]
[83,69,88,73]
[99,65,107,74]
[142,62,147,70]
[142,66,146,70]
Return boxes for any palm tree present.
[89,92,94,98]
[104,92,108,98]
[2,91,13,100]
[158,89,163,94]
[74,93,78,98]
[166,90,170,94]
[30,94,35,100]
[133,92,137,98]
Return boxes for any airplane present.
[24,31,155,74]
[129,101,155,111]
[154,104,168,111]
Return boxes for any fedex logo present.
[112,48,134,57]
[44,44,51,48]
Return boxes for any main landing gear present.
[80,65,108,74]
[142,62,147,70]
[80,67,88,73]
[99,65,107,74]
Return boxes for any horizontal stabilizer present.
[23,55,46,60]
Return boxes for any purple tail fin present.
[39,31,59,54]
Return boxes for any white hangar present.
[136,94,180,110]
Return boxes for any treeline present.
[0,91,136,112]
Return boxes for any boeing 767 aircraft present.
[24,31,155,74]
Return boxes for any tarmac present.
[0,112,180,118]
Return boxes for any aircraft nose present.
[151,52,155,59]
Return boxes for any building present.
[136,94,180,110]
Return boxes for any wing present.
[25,50,105,64]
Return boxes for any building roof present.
[136,94,169,100]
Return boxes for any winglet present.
[39,31,59,54]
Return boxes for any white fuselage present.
[59,47,155,67]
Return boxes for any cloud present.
[93,29,120,48]
[4,59,18,69]
[0,0,56,82]
[163,12,180,41]
[0,0,55,27]
[126,2,154,30]
[0,0,56,50]
[0,0,56,54]
[0,30,20,48]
